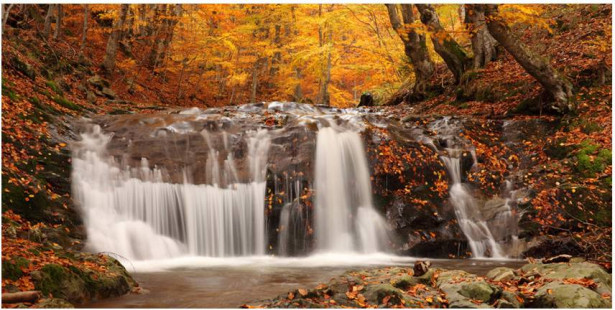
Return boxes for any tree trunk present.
[101,4,129,75]
[80,4,88,54]
[415,4,470,83]
[251,60,259,103]
[148,4,181,71]
[53,4,63,40]
[294,67,303,102]
[43,4,54,37]
[2,4,14,34]
[464,4,497,69]
[320,28,332,106]
[479,4,574,112]
[385,4,434,100]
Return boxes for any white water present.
[72,126,270,260]
[314,126,389,253]
[442,157,504,258]
[429,117,517,258]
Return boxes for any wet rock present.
[482,197,508,221]
[486,267,516,282]
[522,238,583,258]
[528,282,611,308]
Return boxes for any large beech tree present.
[415,4,470,83]
[385,4,435,98]
[476,4,574,112]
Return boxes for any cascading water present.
[314,124,389,253]
[429,117,509,258]
[72,103,391,263]
[72,125,270,260]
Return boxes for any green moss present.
[46,80,63,95]
[52,96,81,111]
[36,264,69,296]
[2,257,31,281]
[574,140,610,176]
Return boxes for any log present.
[2,291,42,304]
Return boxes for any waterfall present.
[314,126,389,253]
[72,125,270,260]
[441,157,504,258]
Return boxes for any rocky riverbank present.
[245,259,612,308]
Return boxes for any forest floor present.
[1,3,612,309]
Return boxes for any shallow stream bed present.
[84,258,524,308]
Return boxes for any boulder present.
[11,56,36,81]
[520,262,611,294]
[87,75,110,90]
[36,298,74,308]
[436,270,497,308]
[500,291,522,308]
[486,267,516,282]
[363,284,405,305]
[101,87,117,99]
[459,281,499,303]
[529,282,611,308]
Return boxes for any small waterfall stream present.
[314,125,389,253]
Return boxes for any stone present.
[36,298,74,308]
[363,284,404,305]
[87,75,110,89]
[413,260,431,277]
[520,262,611,294]
[459,281,498,303]
[86,91,97,104]
[500,291,522,308]
[11,56,36,80]
[486,267,516,282]
[482,198,508,221]
[101,87,117,99]
[529,282,611,308]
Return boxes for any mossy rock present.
[528,282,611,308]
[36,298,74,308]
[363,284,404,305]
[31,264,90,304]
[459,280,500,303]
[2,256,31,281]
[520,262,611,294]
[11,55,36,80]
